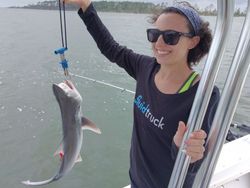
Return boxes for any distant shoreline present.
[8,7,155,16]
[8,1,246,16]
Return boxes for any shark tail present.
[22,175,59,186]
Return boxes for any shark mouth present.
[57,80,74,91]
[64,80,74,90]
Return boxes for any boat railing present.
[168,0,250,187]
[168,0,235,187]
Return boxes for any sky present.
[0,0,247,9]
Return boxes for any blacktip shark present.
[22,80,101,186]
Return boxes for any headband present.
[168,4,202,35]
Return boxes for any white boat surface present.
[123,134,250,188]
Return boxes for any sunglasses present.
[147,28,194,45]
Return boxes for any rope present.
[58,0,67,48]
[55,0,69,77]
[63,2,68,48]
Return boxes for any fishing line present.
[55,0,70,78]
[54,1,132,92]
[71,73,136,94]
[58,1,68,48]
[54,70,135,94]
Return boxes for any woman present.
[64,0,220,187]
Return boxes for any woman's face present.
[152,12,196,67]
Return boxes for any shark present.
[22,80,101,186]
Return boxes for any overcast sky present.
[0,0,247,9]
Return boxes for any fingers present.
[59,0,66,5]
[62,0,77,4]
[185,144,205,154]
[176,121,187,138]
[190,130,207,140]
[63,0,76,4]
[185,148,205,163]
[62,0,70,3]
[184,129,207,163]
[63,0,91,11]
[173,121,207,163]
[185,138,205,146]
[173,121,187,147]
[185,130,207,146]
[183,144,205,163]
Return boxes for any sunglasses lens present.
[147,29,184,45]
[163,32,180,45]
[147,29,160,43]
[147,29,180,45]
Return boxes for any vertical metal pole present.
[193,0,250,187]
[168,0,234,187]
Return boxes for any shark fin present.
[81,117,101,134]
[75,154,83,163]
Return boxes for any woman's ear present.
[189,36,200,49]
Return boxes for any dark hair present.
[149,1,212,67]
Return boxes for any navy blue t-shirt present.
[78,4,220,188]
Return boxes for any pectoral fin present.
[75,155,83,163]
[81,117,101,134]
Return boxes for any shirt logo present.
[134,95,165,130]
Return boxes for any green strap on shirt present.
[178,72,199,94]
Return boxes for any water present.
[0,8,249,188]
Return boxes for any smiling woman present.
[62,0,220,187]
[0,1,249,188]
[148,4,212,68]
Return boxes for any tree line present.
[13,1,246,16]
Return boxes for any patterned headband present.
[169,4,202,35]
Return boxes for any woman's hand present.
[63,0,91,11]
[173,121,207,163]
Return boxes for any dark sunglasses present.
[147,28,194,45]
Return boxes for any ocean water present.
[0,8,249,188]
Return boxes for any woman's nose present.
[155,35,166,46]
